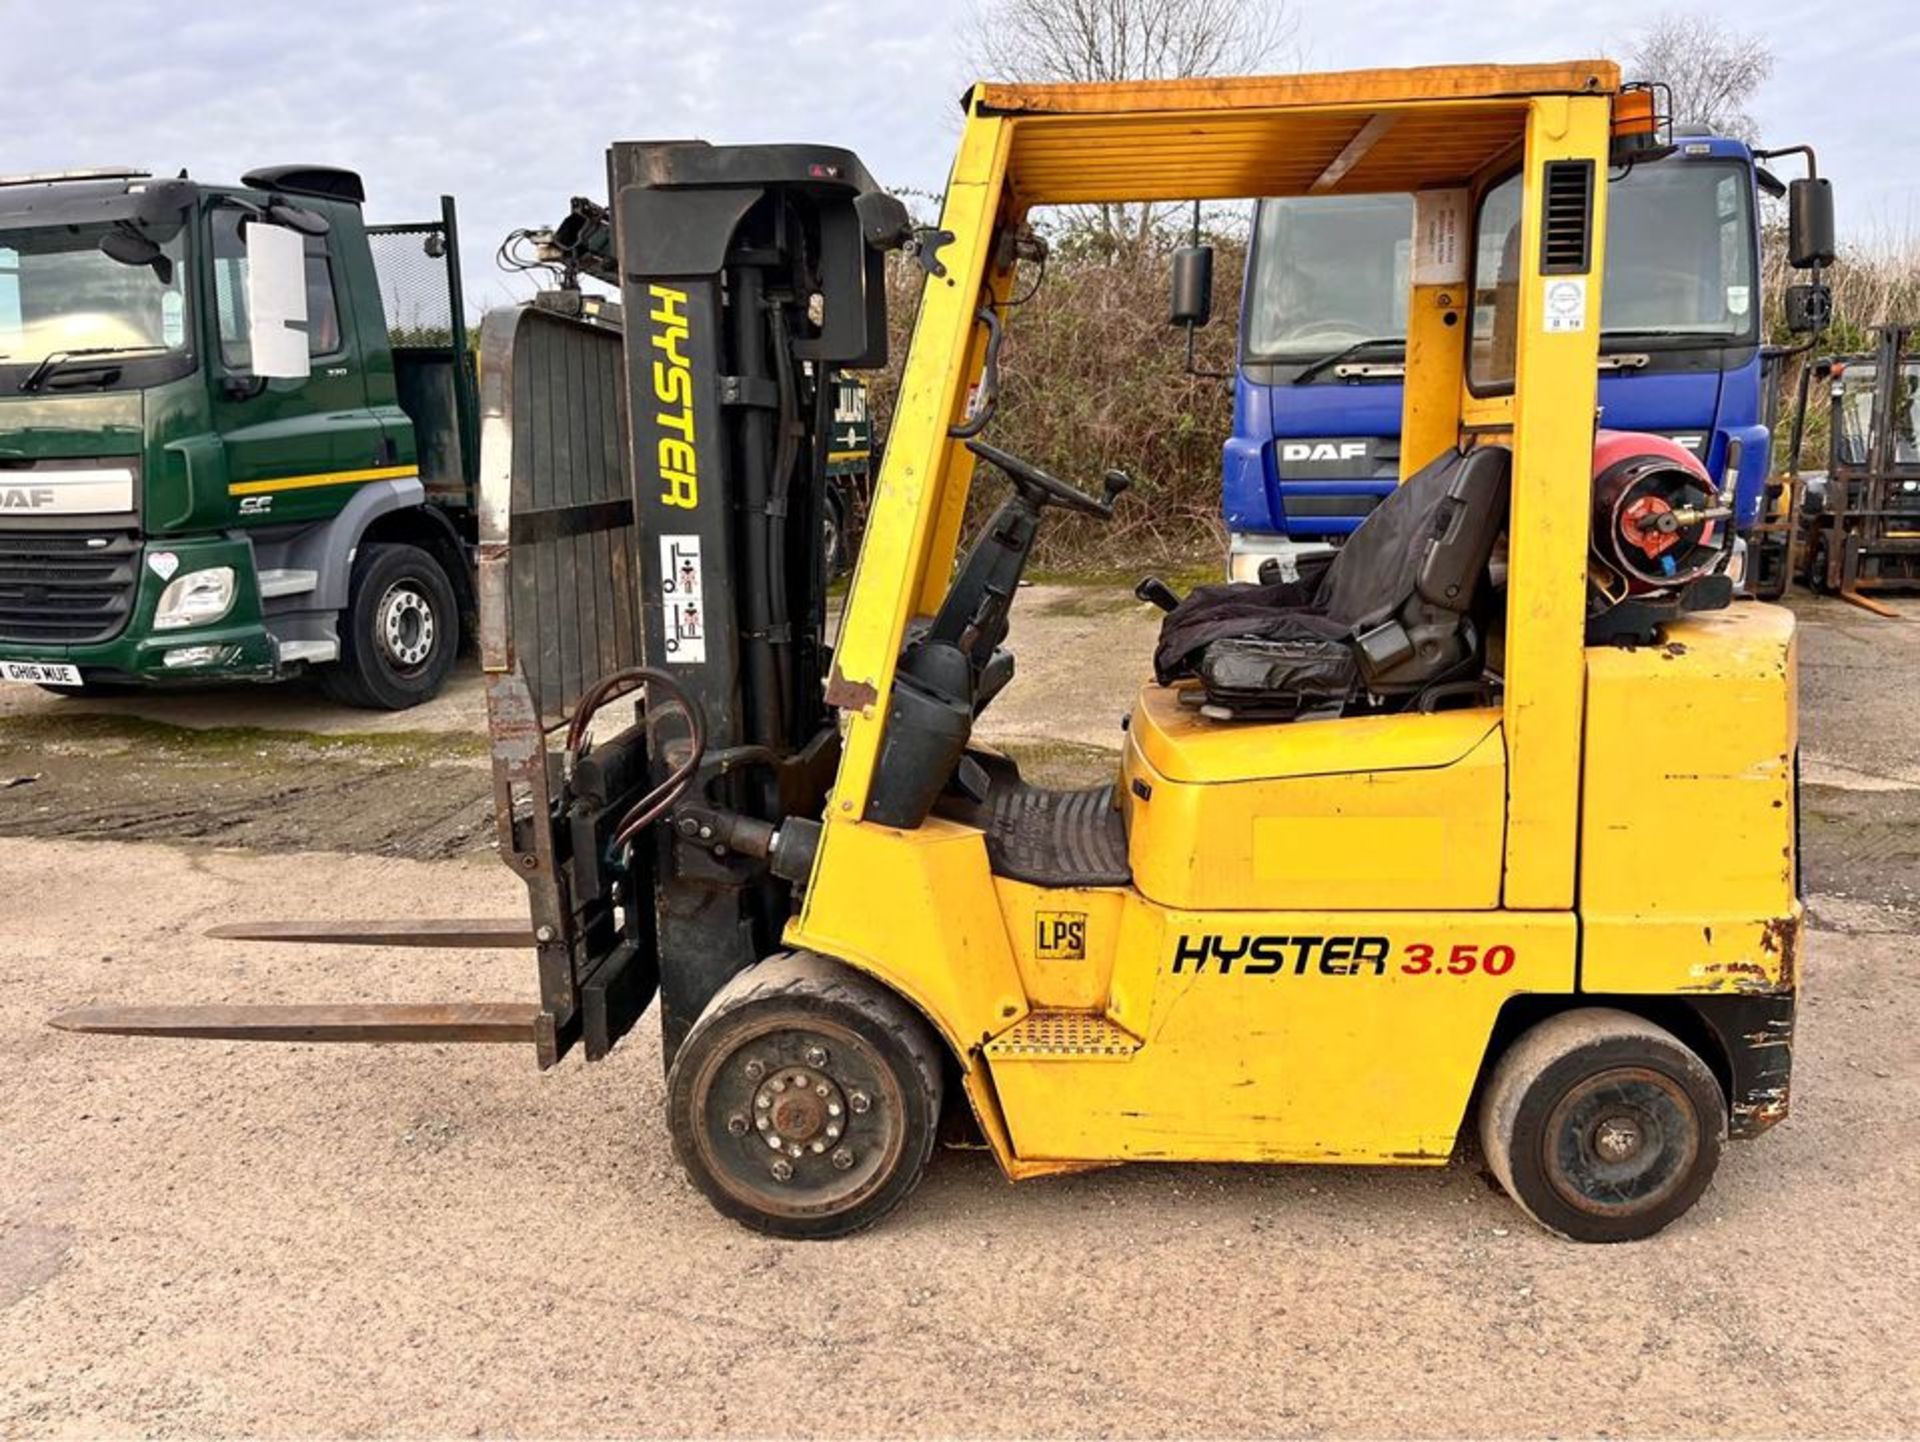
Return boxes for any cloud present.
[2,0,1908,315]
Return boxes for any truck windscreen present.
[1246,157,1760,373]
[0,224,189,369]
[1242,194,1411,361]
[1600,159,1756,342]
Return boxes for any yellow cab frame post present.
[784,61,1799,1235]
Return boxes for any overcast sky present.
[3,0,1913,314]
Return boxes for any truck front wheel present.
[322,542,459,710]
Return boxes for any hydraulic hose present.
[563,667,708,850]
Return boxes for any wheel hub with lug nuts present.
[690,1022,906,1222]
[1593,1115,1645,1162]
[753,1065,848,1174]
[377,584,435,669]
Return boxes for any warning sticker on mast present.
[660,534,707,664]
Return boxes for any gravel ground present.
[0,588,1916,1438]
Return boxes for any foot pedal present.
[985,1010,1140,1059]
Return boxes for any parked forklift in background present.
[1785,325,1920,611]
[56,60,1803,1246]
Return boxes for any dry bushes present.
[867,226,1246,571]
[1763,229,1920,468]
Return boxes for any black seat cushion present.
[981,782,1131,888]
[1153,446,1511,716]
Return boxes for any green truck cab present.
[0,166,476,707]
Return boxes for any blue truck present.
[1221,130,1780,580]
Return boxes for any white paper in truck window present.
[244,223,310,378]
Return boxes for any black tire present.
[667,952,944,1240]
[1478,1007,1726,1243]
[1806,534,1833,594]
[320,542,458,710]
[821,487,849,580]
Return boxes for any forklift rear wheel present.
[667,952,944,1240]
[321,542,458,710]
[1478,1008,1726,1243]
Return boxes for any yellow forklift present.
[56,61,1800,1243]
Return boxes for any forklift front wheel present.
[667,953,944,1240]
[1478,1008,1727,1243]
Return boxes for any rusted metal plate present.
[204,919,534,949]
[48,1003,540,1045]
[475,302,638,728]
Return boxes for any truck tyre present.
[1478,1007,1726,1243]
[321,542,458,710]
[821,486,849,580]
[667,952,944,1240]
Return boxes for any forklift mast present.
[470,143,911,1068]
[608,142,902,1056]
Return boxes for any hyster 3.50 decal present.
[648,283,698,510]
[1172,935,1518,977]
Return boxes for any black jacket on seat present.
[1155,445,1511,719]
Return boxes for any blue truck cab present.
[1223,131,1769,580]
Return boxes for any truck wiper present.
[18,346,166,393]
[1292,337,1404,385]
[1601,328,1739,345]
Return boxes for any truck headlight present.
[153,566,236,631]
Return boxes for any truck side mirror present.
[265,198,330,237]
[244,222,312,380]
[1784,281,1833,335]
[1788,178,1835,270]
[1170,245,1214,328]
[98,229,173,285]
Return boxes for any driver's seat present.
[1156,445,1510,720]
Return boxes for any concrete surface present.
[1,587,1917,1438]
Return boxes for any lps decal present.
[1035,911,1087,961]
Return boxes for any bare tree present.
[965,0,1298,87]
[963,0,1302,254]
[1626,12,1775,144]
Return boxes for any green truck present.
[0,166,477,707]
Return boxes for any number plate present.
[0,660,82,687]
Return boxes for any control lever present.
[1134,576,1181,613]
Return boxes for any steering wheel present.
[965,439,1128,520]
[1288,317,1372,341]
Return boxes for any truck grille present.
[0,531,140,645]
